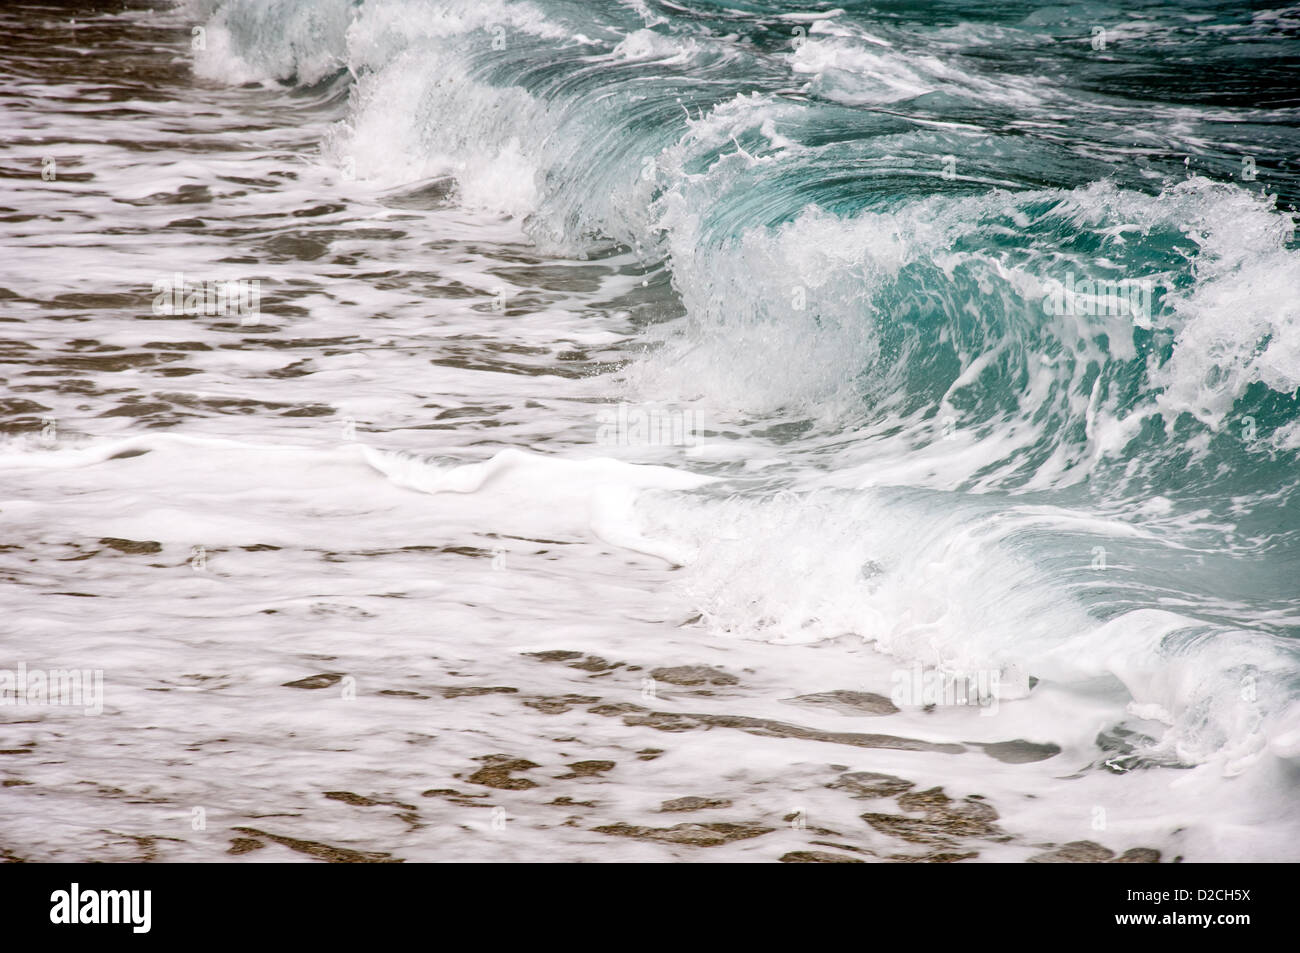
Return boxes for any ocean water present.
[0,0,1297,862]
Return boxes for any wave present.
[188,0,1300,784]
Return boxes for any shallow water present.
[0,0,1297,862]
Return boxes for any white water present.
[0,0,1296,862]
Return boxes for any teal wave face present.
[196,0,1300,510]
[199,0,1300,552]
[195,0,1300,769]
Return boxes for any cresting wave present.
[186,0,1300,805]
[191,0,1300,483]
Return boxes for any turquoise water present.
[175,0,1300,853]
